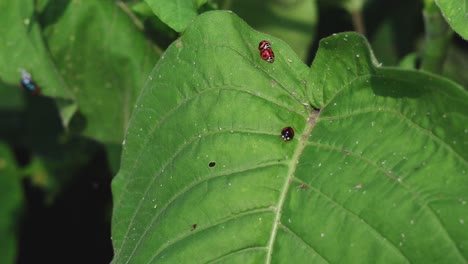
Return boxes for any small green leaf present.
[0,143,23,264]
[112,11,468,263]
[435,0,468,39]
[145,0,208,32]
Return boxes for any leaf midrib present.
[266,109,319,263]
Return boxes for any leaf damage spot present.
[208,161,216,167]
[296,183,308,190]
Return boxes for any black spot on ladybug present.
[191,224,197,231]
[281,127,294,141]
[208,161,216,167]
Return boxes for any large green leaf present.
[112,11,468,263]
[0,143,23,264]
[0,0,72,99]
[0,0,160,143]
[40,0,160,143]
[435,0,468,40]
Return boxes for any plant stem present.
[351,10,366,36]
[420,1,453,74]
[221,0,233,10]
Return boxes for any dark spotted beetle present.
[281,127,294,141]
[20,69,40,95]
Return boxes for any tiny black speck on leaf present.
[208,161,216,167]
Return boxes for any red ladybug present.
[260,49,275,63]
[258,40,271,51]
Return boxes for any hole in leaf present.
[208,161,216,167]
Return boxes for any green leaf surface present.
[0,143,23,264]
[0,0,72,99]
[0,0,160,143]
[223,0,317,61]
[435,0,468,40]
[112,11,468,263]
[144,0,208,32]
[40,0,160,143]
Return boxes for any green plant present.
[0,0,467,263]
